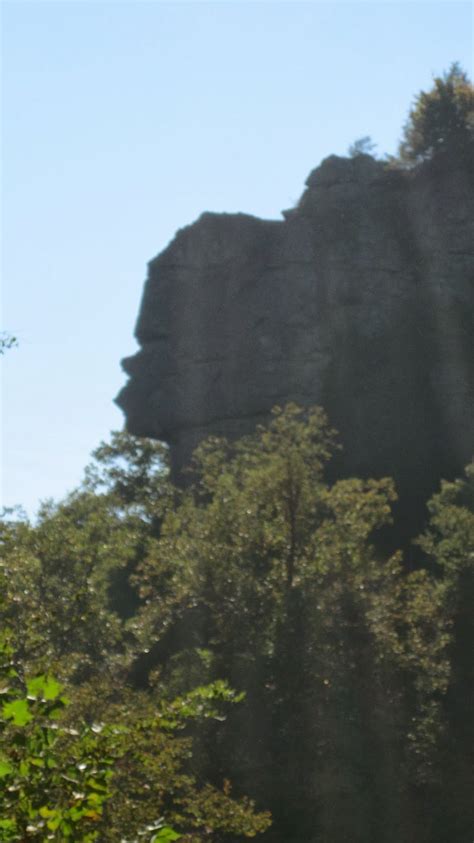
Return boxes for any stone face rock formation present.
[117,152,474,537]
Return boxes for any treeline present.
[1,404,473,841]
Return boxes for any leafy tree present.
[416,463,474,841]
[0,495,129,682]
[2,413,472,842]
[0,659,115,840]
[0,431,174,680]
[84,429,172,519]
[0,427,271,841]
[84,431,175,618]
[398,62,474,163]
[131,405,452,842]
[0,647,269,841]
[0,580,270,841]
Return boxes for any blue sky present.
[2,0,473,516]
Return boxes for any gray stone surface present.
[117,152,474,536]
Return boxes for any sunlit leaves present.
[128,404,473,839]
[3,698,33,726]
[151,828,182,842]
[0,627,269,842]
[0,663,115,841]
[399,63,474,163]
[0,757,14,778]
[2,412,472,840]
[26,674,62,701]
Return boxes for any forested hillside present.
[1,405,473,841]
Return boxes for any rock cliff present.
[117,151,474,538]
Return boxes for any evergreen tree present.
[398,62,474,163]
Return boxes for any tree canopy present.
[398,62,474,163]
[1,406,473,841]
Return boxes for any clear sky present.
[1,0,473,517]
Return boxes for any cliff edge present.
[117,152,474,537]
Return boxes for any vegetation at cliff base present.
[1,405,473,841]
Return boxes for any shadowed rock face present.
[117,152,474,538]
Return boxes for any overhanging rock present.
[117,152,474,538]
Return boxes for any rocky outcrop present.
[117,152,474,538]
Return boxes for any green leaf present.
[70,806,87,822]
[0,757,13,778]
[0,819,16,830]
[152,829,182,842]
[86,791,104,807]
[2,698,33,726]
[26,674,62,701]
[46,814,62,831]
[47,706,66,720]
[39,806,57,818]
[19,759,30,776]
[86,776,109,792]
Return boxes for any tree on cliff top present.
[398,62,474,163]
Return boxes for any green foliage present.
[347,135,377,157]
[418,461,474,577]
[1,411,472,841]
[68,679,270,841]
[0,431,175,679]
[0,428,271,841]
[0,624,270,841]
[415,464,474,839]
[132,405,339,662]
[0,628,114,840]
[0,494,127,681]
[152,830,182,842]
[0,333,18,355]
[131,405,458,840]
[84,429,172,517]
[398,62,474,163]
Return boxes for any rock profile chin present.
[117,151,474,539]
